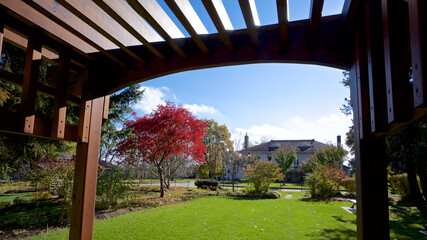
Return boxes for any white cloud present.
[134,86,219,116]
[134,86,168,113]
[231,113,352,150]
[183,104,218,115]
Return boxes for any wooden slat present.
[164,0,210,55]
[55,0,144,63]
[127,0,187,58]
[0,68,81,105]
[0,13,4,56]
[103,95,110,120]
[238,0,260,48]
[77,64,91,143]
[201,0,234,52]
[20,29,42,134]
[408,0,427,107]
[0,0,98,55]
[365,0,388,133]
[92,0,166,61]
[341,0,362,34]
[354,31,372,139]
[309,0,325,41]
[276,0,289,45]
[23,0,124,66]
[69,96,104,240]
[381,0,412,123]
[51,46,71,139]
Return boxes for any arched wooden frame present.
[0,1,425,239]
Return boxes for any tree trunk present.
[157,165,164,198]
[417,161,427,201]
[406,158,425,204]
[232,178,235,192]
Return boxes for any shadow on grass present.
[389,203,427,239]
[303,215,356,239]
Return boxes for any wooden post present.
[69,64,105,240]
[351,27,390,240]
[408,0,427,107]
[20,29,42,134]
[51,45,71,139]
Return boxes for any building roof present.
[240,139,329,153]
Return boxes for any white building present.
[227,135,335,182]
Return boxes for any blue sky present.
[131,0,351,149]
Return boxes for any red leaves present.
[115,101,207,166]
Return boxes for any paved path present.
[138,181,307,191]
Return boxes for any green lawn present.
[26,192,359,240]
[0,191,34,203]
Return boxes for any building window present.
[267,155,272,161]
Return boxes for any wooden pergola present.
[0,0,425,239]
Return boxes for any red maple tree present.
[115,101,207,197]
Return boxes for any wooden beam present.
[381,0,412,123]
[20,29,42,134]
[201,0,234,52]
[127,0,187,58]
[164,0,210,55]
[309,0,325,41]
[108,16,352,94]
[23,0,124,66]
[69,96,104,240]
[365,0,388,133]
[238,0,260,48]
[92,0,166,61]
[341,0,362,34]
[276,0,289,45]
[51,46,71,139]
[55,0,145,63]
[408,0,427,107]
[0,0,98,56]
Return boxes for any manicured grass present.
[0,191,34,203]
[26,192,358,240]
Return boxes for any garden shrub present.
[390,174,410,200]
[33,191,53,201]
[305,162,346,198]
[243,160,283,193]
[341,178,356,195]
[194,179,218,190]
[96,167,131,210]
[261,191,282,199]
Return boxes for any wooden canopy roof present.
[0,0,357,102]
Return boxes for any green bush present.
[96,167,131,210]
[341,178,356,195]
[194,179,218,190]
[243,161,283,193]
[33,191,53,201]
[305,163,346,198]
[390,174,410,200]
[261,191,282,199]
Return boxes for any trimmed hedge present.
[194,179,218,190]
[341,178,356,195]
